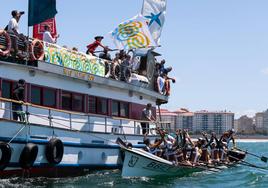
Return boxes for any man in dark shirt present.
[99,47,112,61]
[12,79,25,121]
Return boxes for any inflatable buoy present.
[0,142,12,170]
[45,138,64,165]
[29,39,44,61]
[19,143,38,169]
[0,30,11,57]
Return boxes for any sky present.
[1,0,268,118]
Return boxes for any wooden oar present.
[228,155,268,171]
[235,148,268,163]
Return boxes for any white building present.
[236,115,254,134]
[174,108,194,132]
[157,109,178,132]
[193,111,234,134]
[255,110,268,134]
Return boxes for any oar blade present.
[261,156,268,163]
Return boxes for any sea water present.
[0,142,267,188]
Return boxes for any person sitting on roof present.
[43,24,59,44]
[86,36,108,56]
[7,10,27,57]
[99,47,112,61]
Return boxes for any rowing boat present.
[118,140,246,177]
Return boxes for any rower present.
[143,133,163,156]
[220,129,236,149]
[185,132,202,165]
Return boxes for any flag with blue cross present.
[142,0,167,45]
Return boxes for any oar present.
[228,155,268,171]
[235,148,268,163]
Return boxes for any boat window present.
[62,91,72,110]
[2,80,12,99]
[120,102,129,117]
[112,100,119,116]
[43,88,56,107]
[72,94,83,112]
[97,98,107,115]
[31,86,41,105]
[88,96,96,113]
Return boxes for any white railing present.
[0,97,157,136]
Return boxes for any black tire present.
[19,143,38,169]
[45,138,64,165]
[0,142,12,170]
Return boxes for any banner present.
[33,18,57,40]
[28,0,57,26]
[44,42,105,77]
[142,0,167,45]
[110,15,156,50]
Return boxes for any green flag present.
[28,0,57,26]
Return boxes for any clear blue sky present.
[1,0,268,118]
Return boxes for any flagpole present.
[141,0,145,14]
[26,0,30,64]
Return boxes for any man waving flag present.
[142,0,167,45]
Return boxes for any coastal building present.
[174,108,194,132]
[193,110,234,134]
[157,109,178,131]
[255,110,268,134]
[236,115,255,134]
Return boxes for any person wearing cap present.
[220,129,236,149]
[43,24,59,44]
[86,36,108,56]
[141,103,156,135]
[12,79,25,122]
[7,10,26,56]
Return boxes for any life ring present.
[19,143,38,169]
[45,138,64,165]
[164,79,170,96]
[0,29,11,57]
[0,142,12,170]
[29,39,44,61]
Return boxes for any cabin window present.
[112,101,119,116]
[88,96,96,113]
[61,91,84,112]
[2,80,13,99]
[97,98,107,115]
[43,88,56,107]
[61,91,72,110]
[120,102,129,117]
[31,86,56,107]
[31,86,41,105]
[72,94,83,112]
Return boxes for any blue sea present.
[1,141,267,188]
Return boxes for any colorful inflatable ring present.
[29,39,44,61]
[0,29,11,57]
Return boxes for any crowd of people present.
[143,128,236,166]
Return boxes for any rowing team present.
[143,128,236,166]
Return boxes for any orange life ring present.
[0,29,11,57]
[165,79,170,96]
[29,39,44,61]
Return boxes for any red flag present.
[33,18,57,40]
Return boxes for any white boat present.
[121,147,204,177]
[0,30,169,177]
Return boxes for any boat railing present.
[0,97,158,136]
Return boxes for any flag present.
[33,18,57,40]
[110,15,156,50]
[28,0,57,26]
[142,0,167,45]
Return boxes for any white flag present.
[110,15,157,50]
[142,0,167,45]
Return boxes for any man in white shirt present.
[43,25,59,44]
[7,10,25,56]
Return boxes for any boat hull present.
[122,148,202,177]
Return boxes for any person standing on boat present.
[43,24,59,44]
[141,103,156,135]
[12,79,25,122]
[86,36,109,56]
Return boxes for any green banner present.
[44,42,105,77]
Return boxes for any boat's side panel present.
[122,149,201,177]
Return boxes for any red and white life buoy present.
[0,29,11,57]
[29,39,44,61]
